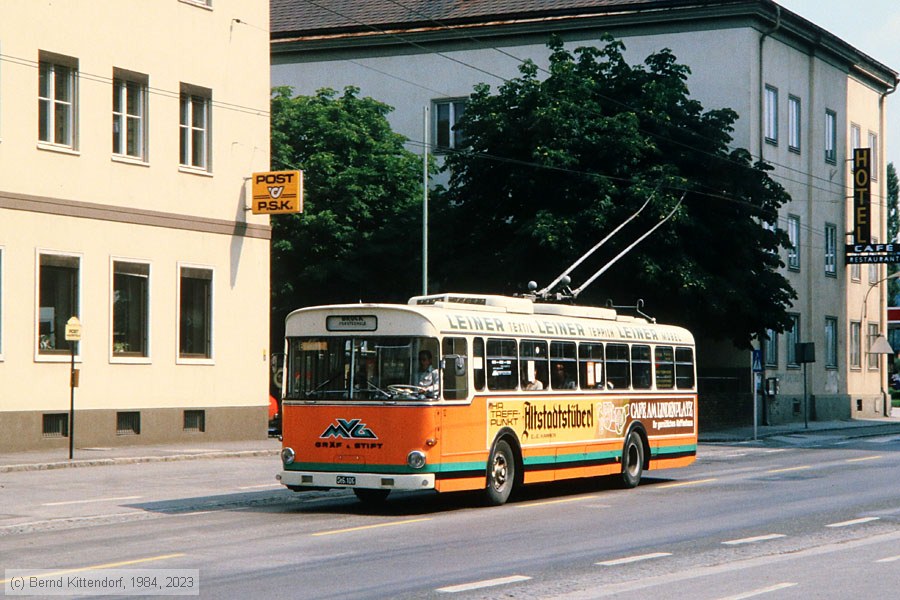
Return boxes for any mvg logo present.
[320,418,378,440]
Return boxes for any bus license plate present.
[336,475,356,486]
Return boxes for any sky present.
[775,0,900,167]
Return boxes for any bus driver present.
[415,350,439,394]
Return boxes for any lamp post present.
[862,271,900,417]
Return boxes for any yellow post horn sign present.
[251,170,303,215]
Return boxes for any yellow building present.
[0,0,272,451]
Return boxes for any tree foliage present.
[269,86,425,342]
[437,36,795,348]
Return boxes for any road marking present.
[826,517,880,528]
[517,496,599,508]
[864,435,900,444]
[722,534,786,546]
[237,483,283,490]
[312,518,431,537]
[845,455,882,463]
[876,555,900,563]
[765,466,811,474]
[596,552,672,566]
[436,575,531,593]
[0,554,185,584]
[716,582,798,599]
[657,478,717,489]
[42,495,142,506]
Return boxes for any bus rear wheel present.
[621,430,645,489]
[353,488,390,504]
[485,439,515,506]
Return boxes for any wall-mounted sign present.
[853,148,871,245]
[251,170,303,214]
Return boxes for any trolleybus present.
[276,292,697,505]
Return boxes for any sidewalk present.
[0,437,282,473]
[699,413,900,443]
[3,416,900,473]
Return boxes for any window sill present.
[110,356,152,365]
[37,142,80,156]
[112,154,150,167]
[789,146,801,155]
[177,356,215,366]
[35,353,82,364]
[178,0,212,10]
[178,165,213,177]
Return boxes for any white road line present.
[826,516,880,528]
[876,555,900,563]
[236,483,283,490]
[596,552,672,566]
[716,582,798,600]
[436,575,532,593]
[722,534,786,546]
[42,496,142,506]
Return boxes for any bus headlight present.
[281,447,296,465]
[407,450,426,469]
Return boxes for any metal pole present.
[422,105,429,296]
[69,341,75,460]
[803,362,809,429]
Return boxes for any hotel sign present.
[853,148,871,245]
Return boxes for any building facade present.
[270,0,897,426]
[0,0,272,451]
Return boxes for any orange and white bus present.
[276,292,697,505]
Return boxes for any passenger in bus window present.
[415,350,439,394]
[524,376,544,391]
[552,363,576,389]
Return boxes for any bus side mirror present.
[441,355,467,376]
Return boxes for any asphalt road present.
[2,432,900,599]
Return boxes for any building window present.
[869,237,879,284]
[825,317,838,368]
[868,323,880,370]
[179,265,213,359]
[38,53,78,148]
[433,99,467,151]
[786,314,800,367]
[824,223,837,277]
[788,95,801,152]
[42,413,69,438]
[38,253,80,355]
[764,329,778,367]
[851,123,861,152]
[851,263,861,282]
[825,109,837,163]
[179,85,211,170]
[117,411,141,435]
[112,261,150,358]
[850,321,861,368]
[764,85,778,144]
[184,410,206,432]
[112,71,148,160]
[868,131,879,181]
[787,215,800,271]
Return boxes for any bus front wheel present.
[353,488,390,504]
[485,439,515,506]
[621,430,645,489]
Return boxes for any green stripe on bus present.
[651,445,697,457]
[285,461,484,475]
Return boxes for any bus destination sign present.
[326,315,378,332]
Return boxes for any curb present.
[700,423,900,444]
[0,449,280,474]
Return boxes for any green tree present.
[887,162,899,304]
[438,36,795,348]
[269,86,425,345]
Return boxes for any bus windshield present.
[286,336,440,401]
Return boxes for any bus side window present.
[606,343,631,389]
[474,337,486,391]
[579,342,604,388]
[551,341,577,390]
[487,338,518,391]
[632,345,652,389]
[655,346,675,389]
[442,337,468,400]
[675,347,696,389]
[520,339,548,391]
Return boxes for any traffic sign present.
[751,349,762,373]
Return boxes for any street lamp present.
[861,271,900,417]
